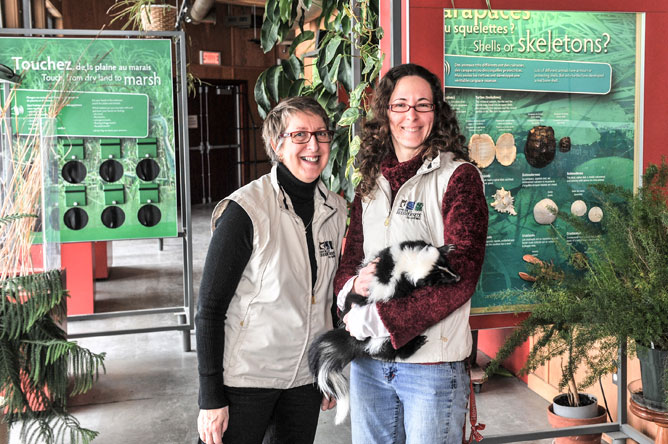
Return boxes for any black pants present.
[198,383,322,444]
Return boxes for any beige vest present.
[211,167,347,388]
[362,151,482,363]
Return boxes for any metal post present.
[176,32,194,352]
[235,85,242,189]
[619,341,628,424]
[204,86,212,203]
[22,0,32,30]
[391,0,402,67]
[351,0,361,142]
[197,85,206,204]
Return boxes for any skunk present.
[308,240,460,424]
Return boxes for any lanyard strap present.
[464,361,486,444]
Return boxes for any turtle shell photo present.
[468,134,496,168]
[525,126,556,168]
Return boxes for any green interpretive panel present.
[443,10,640,312]
[0,36,178,242]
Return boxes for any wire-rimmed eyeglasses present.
[278,130,334,144]
[388,103,435,113]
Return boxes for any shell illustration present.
[570,200,587,217]
[490,187,517,216]
[495,133,517,166]
[525,126,556,168]
[559,136,571,153]
[588,206,603,223]
[469,134,496,168]
[533,198,558,225]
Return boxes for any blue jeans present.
[350,357,469,444]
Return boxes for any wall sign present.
[1,37,178,243]
[444,10,641,312]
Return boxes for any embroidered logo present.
[319,240,336,258]
[395,200,424,220]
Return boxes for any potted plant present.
[570,160,668,408]
[1,69,106,443]
[255,0,384,201]
[107,0,178,31]
[485,254,614,443]
[486,160,668,440]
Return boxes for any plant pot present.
[636,343,668,407]
[140,5,177,31]
[553,393,600,419]
[547,399,607,444]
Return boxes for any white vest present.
[362,151,482,363]
[211,167,347,388]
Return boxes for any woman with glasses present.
[334,63,488,444]
[196,96,347,444]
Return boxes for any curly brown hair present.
[357,63,469,198]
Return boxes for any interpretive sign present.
[0,37,178,242]
[444,10,641,312]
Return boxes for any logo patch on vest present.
[319,241,336,258]
[395,200,424,220]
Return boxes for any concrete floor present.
[9,204,553,443]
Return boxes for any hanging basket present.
[140,5,177,32]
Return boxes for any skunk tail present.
[308,328,364,424]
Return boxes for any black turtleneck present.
[196,164,318,410]
[276,162,318,286]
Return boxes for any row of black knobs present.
[62,158,160,183]
[63,205,161,230]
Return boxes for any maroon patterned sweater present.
[333,152,488,350]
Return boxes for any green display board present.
[0,37,177,242]
[443,10,641,312]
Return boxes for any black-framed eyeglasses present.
[278,130,334,144]
[388,103,435,113]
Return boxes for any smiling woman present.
[272,114,333,183]
[196,97,348,444]
[333,63,488,444]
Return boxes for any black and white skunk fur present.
[308,240,460,424]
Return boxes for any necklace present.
[303,214,314,233]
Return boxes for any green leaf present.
[265,0,278,22]
[338,107,360,127]
[266,65,283,103]
[341,14,352,35]
[254,71,271,119]
[337,52,352,92]
[316,62,337,94]
[278,74,292,99]
[289,30,315,56]
[288,79,306,97]
[328,55,342,84]
[261,18,280,53]
[349,135,362,157]
[281,55,303,81]
[279,0,292,23]
[324,36,342,65]
[321,0,337,27]
[277,20,292,42]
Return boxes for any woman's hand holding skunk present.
[343,259,390,340]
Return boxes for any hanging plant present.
[255,0,383,202]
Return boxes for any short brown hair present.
[261,97,330,163]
